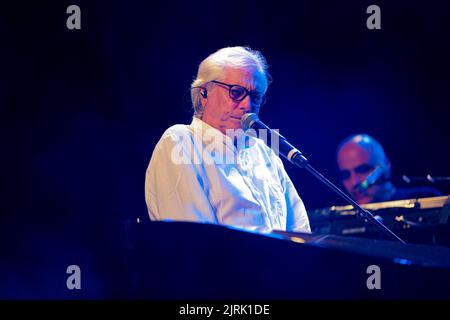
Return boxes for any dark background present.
[1,0,449,298]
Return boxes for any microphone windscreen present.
[241,113,258,130]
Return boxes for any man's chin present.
[229,117,242,124]
[226,121,243,130]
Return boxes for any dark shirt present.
[390,186,442,201]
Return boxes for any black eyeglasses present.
[339,163,374,180]
[210,80,266,107]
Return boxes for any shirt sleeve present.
[275,157,311,233]
[145,130,218,224]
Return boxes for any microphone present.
[355,165,385,192]
[241,113,308,167]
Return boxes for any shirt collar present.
[190,116,246,153]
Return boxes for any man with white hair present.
[145,46,310,233]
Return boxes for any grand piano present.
[123,212,450,299]
[7,202,449,300]
[17,196,445,299]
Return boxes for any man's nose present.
[238,95,251,113]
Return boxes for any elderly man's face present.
[337,142,387,204]
[201,67,267,134]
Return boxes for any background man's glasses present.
[211,80,265,107]
[340,163,374,180]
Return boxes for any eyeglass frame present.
[208,80,266,108]
[339,163,375,181]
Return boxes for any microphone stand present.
[286,150,406,244]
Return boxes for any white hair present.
[191,46,270,118]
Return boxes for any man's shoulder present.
[161,123,192,138]
[148,123,195,165]
[149,124,194,157]
[156,123,194,145]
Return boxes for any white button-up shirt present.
[145,117,310,233]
